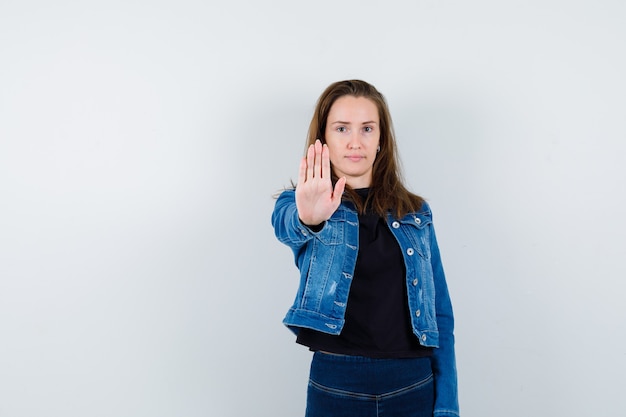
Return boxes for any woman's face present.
[324,95,380,189]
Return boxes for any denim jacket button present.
[414,217,421,225]
[392,221,400,229]
[415,309,421,317]
[412,278,418,286]
[421,334,427,342]
[407,248,414,256]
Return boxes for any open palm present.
[295,140,346,226]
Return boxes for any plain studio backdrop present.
[1,1,624,416]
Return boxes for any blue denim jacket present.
[272,190,460,417]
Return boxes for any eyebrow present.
[330,120,378,125]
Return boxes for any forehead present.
[327,96,379,121]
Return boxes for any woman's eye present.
[337,126,347,133]
[364,126,373,132]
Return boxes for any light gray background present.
[1,1,624,416]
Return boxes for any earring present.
[377,145,381,153]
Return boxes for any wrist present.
[299,218,325,232]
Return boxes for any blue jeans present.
[306,352,434,417]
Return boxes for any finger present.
[321,143,331,180]
[297,156,306,185]
[314,140,323,179]
[333,176,347,200]
[306,144,314,181]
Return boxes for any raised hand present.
[295,139,346,226]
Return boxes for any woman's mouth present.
[346,155,364,162]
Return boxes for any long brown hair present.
[306,79,424,219]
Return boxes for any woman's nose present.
[348,132,361,149]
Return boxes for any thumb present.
[333,177,347,199]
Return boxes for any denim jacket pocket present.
[399,213,432,260]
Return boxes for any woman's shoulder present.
[272,189,296,216]
[396,200,433,224]
[418,200,432,214]
[275,188,296,200]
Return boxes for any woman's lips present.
[346,155,364,162]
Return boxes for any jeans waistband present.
[310,351,433,395]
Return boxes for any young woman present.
[271,80,460,417]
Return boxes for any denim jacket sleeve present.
[271,190,323,253]
[428,210,460,417]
